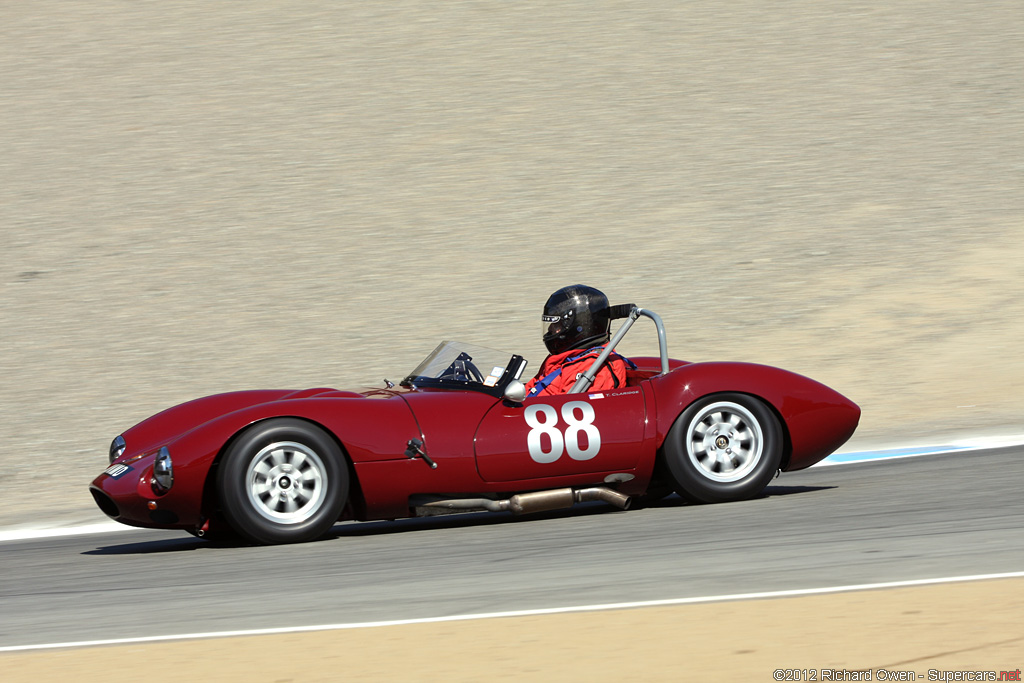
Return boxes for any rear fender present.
[648,362,860,470]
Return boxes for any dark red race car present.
[90,307,859,545]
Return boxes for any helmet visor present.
[541,313,568,340]
[542,310,577,354]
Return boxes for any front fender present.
[94,393,422,530]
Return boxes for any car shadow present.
[764,484,836,497]
[82,486,836,553]
[637,485,835,509]
[328,500,626,538]
[83,536,212,555]
[327,485,834,537]
[80,508,618,552]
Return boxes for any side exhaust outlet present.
[412,486,631,517]
[573,486,632,510]
[507,487,632,514]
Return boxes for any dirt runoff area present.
[1,1,1023,678]
[2,0,1023,530]
[4,577,1023,681]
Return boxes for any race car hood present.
[113,388,362,463]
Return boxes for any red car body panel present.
[642,360,860,471]
[474,388,650,482]
[90,354,859,534]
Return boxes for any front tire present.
[217,418,349,545]
[663,393,782,504]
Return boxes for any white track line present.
[949,432,1024,449]
[0,522,130,543]
[2,571,1022,653]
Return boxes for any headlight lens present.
[152,447,174,493]
[109,435,126,464]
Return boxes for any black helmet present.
[541,284,611,355]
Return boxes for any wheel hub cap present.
[245,441,328,524]
[686,401,765,483]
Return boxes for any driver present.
[524,284,635,397]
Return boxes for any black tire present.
[216,418,349,545]
[631,461,676,508]
[663,393,782,504]
[631,484,675,508]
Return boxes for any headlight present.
[152,447,174,493]
[109,435,126,464]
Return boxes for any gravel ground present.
[2,1,1022,529]
[5,578,1023,680]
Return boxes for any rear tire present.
[663,393,782,504]
[217,418,349,545]
[632,461,676,507]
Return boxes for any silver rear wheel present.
[664,393,782,504]
[686,401,764,483]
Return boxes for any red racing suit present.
[524,346,634,398]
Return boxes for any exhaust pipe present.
[507,487,632,514]
[193,518,210,538]
[507,488,576,514]
[574,486,632,510]
[412,486,631,516]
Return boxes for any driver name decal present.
[525,401,601,463]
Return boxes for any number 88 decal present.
[525,401,601,463]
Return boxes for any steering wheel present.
[439,355,485,383]
[462,359,485,383]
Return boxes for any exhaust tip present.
[575,487,632,510]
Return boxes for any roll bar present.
[568,307,669,394]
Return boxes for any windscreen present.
[405,341,526,388]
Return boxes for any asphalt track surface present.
[2,447,1022,650]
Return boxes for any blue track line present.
[821,444,971,465]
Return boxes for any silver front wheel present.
[246,441,328,524]
[217,419,350,545]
